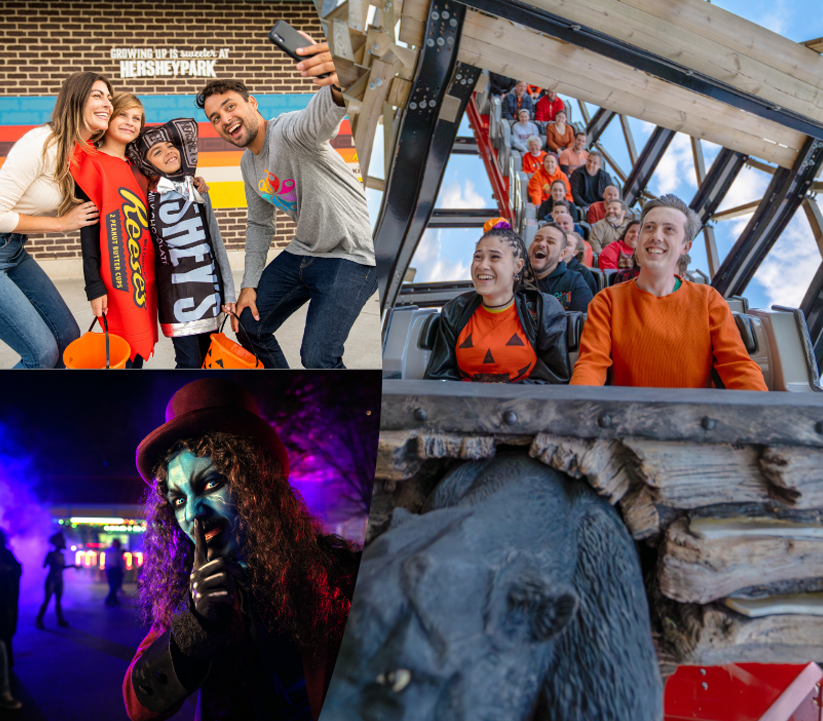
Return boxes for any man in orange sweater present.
[570,194,768,390]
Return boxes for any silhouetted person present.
[35,531,77,629]
[105,539,124,606]
[0,529,22,710]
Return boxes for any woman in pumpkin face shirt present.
[424,220,570,383]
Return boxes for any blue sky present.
[366,0,823,310]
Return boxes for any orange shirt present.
[570,279,768,390]
[545,123,575,152]
[456,303,537,382]
[523,151,546,174]
[558,147,588,173]
[528,167,572,205]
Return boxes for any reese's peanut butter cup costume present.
[71,144,158,361]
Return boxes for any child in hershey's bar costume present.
[133,119,236,368]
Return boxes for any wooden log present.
[658,517,823,604]
[334,57,370,92]
[415,432,496,461]
[528,433,634,504]
[622,439,775,508]
[354,56,403,179]
[660,601,823,665]
[760,446,823,508]
[398,0,426,47]
[619,483,660,540]
[456,12,804,167]
[387,76,413,107]
[333,19,356,61]
[724,593,823,618]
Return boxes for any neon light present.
[134,552,143,567]
[69,517,125,525]
[124,552,132,571]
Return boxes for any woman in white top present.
[0,72,110,368]
[510,108,541,154]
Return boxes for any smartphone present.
[268,21,331,78]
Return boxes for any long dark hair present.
[46,71,114,216]
[139,432,360,660]
[618,220,640,244]
[477,225,537,293]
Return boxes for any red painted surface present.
[665,664,822,721]
[466,94,513,225]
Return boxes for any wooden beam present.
[619,114,638,166]
[398,0,427,47]
[456,12,804,168]
[712,200,761,222]
[702,225,720,279]
[690,136,706,185]
[594,141,627,184]
[801,197,823,258]
[528,0,823,126]
[746,158,778,175]
[577,99,591,125]
[805,38,823,54]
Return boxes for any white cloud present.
[714,166,772,235]
[439,178,485,209]
[410,229,471,283]
[649,132,700,196]
[753,203,821,308]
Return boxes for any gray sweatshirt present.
[240,85,375,289]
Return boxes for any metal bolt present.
[437,37,444,46]
[503,410,518,425]
[702,417,717,431]
[376,77,383,86]
[701,682,708,691]
[409,102,417,110]
[373,42,379,49]
[450,18,457,27]
[456,73,462,79]
[815,421,823,434]
[368,82,376,90]
[429,100,437,107]
[571,23,581,31]
[700,668,706,675]
[426,38,435,47]
[413,408,427,421]
[431,10,439,19]
[598,414,612,428]
[442,10,449,18]
[447,36,454,44]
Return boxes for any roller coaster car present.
[382,281,822,392]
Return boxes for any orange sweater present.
[570,279,768,390]
[523,151,547,174]
[528,167,572,205]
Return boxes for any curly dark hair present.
[478,226,538,293]
[139,432,360,660]
[195,79,251,110]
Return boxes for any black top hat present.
[135,378,289,483]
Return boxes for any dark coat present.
[536,261,594,312]
[423,289,570,384]
[570,166,615,207]
[567,257,598,295]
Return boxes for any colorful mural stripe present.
[0,94,360,209]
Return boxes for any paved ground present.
[6,576,194,721]
[0,268,382,370]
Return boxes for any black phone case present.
[268,21,331,79]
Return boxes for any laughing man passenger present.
[195,34,376,369]
[570,194,767,390]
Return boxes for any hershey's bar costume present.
[134,119,235,338]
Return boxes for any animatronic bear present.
[323,454,663,721]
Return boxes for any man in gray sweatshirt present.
[195,36,376,368]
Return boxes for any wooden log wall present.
[373,426,823,669]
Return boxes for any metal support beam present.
[452,136,479,154]
[714,137,823,297]
[623,126,676,207]
[454,0,823,140]
[803,196,823,257]
[428,208,501,227]
[619,115,638,166]
[373,0,477,318]
[689,148,749,226]
[586,107,615,145]
[801,262,823,368]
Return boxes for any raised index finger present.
[192,518,207,570]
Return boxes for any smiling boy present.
[570,194,768,389]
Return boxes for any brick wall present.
[0,1,324,261]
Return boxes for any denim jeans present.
[172,333,212,369]
[0,233,80,368]
[238,251,377,369]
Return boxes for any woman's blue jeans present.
[0,233,80,368]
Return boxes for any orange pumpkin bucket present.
[64,315,131,369]
[202,312,264,370]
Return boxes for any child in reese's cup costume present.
[134,118,236,369]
